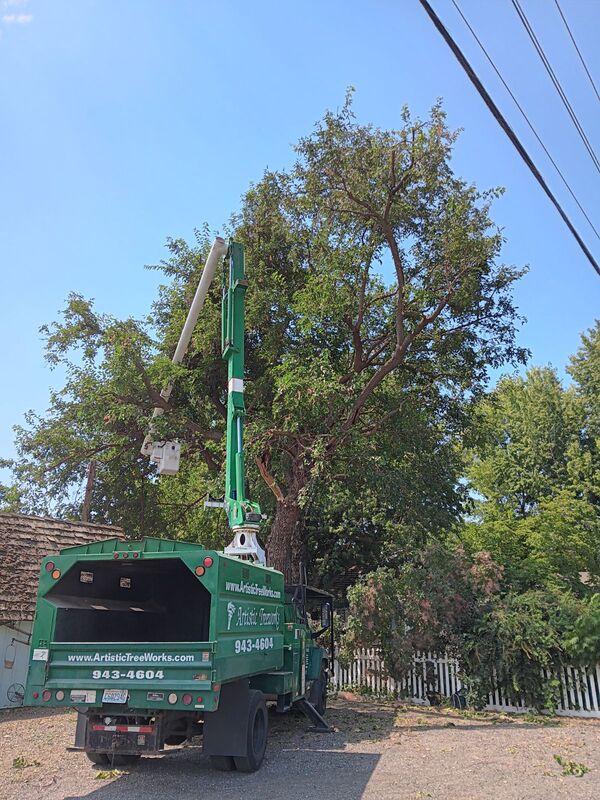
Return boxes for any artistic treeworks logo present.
[227,602,236,630]
[225,579,281,599]
[226,603,281,630]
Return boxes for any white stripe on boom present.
[228,378,244,393]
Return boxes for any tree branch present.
[132,354,167,408]
[255,455,285,502]
[340,269,462,433]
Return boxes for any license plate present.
[102,688,128,704]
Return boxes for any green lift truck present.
[25,239,333,772]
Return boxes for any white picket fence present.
[333,649,600,718]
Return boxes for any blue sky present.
[1,0,599,470]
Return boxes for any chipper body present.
[25,537,331,769]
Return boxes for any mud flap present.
[72,711,87,750]
[203,680,251,757]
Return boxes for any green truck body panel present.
[25,537,322,714]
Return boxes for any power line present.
[511,0,600,175]
[450,0,599,242]
[417,0,600,278]
[553,0,600,104]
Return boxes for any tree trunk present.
[81,460,96,522]
[266,494,304,582]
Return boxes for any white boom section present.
[225,527,266,565]
[141,236,228,457]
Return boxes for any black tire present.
[165,735,187,746]
[233,690,268,773]
[86,751,109,766]
[210,755,236,771]
[309,666,328,717]
[109,754,141,767]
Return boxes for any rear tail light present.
[168,693,178,705]
[195,566,205,577]
[182,693,193,706]
[45,561,55,572]
[42,690,52,702]
[51,569,61,580]
[113,553,120,559]
[203,556,213,568]
[32,692,39,699]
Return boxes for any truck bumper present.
[87,717,162,756]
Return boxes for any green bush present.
[342,542,502,682]
[564,593,600,666]
[463,589,582,711]
[342,549,588,712]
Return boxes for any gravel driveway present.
[2,697,599,800]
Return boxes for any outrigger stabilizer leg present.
[293,699,333,732]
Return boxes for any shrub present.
[342,547,586,712]
[564,593,600,666]
[463,589,582,711]
[342,542,502,682]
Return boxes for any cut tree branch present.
[255,455,285,502]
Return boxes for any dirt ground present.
[1,697,599,800]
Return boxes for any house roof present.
[0,513,124,626]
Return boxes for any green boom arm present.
[221,241,262,532]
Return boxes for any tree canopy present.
[461,326,600,593]
[1,93,526,583]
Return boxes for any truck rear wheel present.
[109,754,141,767]
[233,690,268,773]
[86,752,109,766]
[209,755,236,771]
[85,752,140,767]
[165,735,187,746]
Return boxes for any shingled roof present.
[0,513,124,626]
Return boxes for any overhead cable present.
[451,0,599,242]
[417,0,600,278]
[553,0,600,104]
[511,0,600,175]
